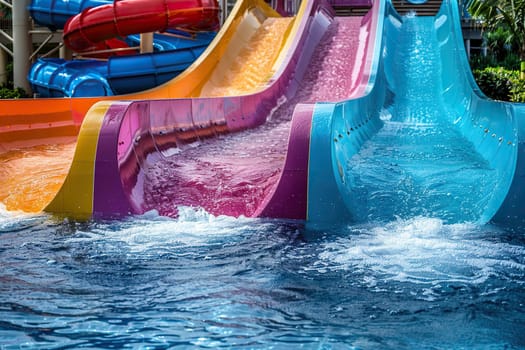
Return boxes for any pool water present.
[1,208,524,349]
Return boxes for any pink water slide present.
[63,0,220,52]
[86,0,380,220]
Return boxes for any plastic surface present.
[65,0,327,219]
[28,0,219,97]
[2,0,273,149]
[28,33,216,97]
[83,0,380,220]
[307,0,525,227]
[62,0,220,52]
[40,0,340,218]
[29,0,110,29]
[0,0,281,216]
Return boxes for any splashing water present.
[344,17,499,224]
[1,210,524,349]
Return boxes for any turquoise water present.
[1,208,524,349]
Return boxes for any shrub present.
[0,85,28,99]
[472,66,525,102]
[472,67,516,101]
[469,54,499,71]
[510,76,525,102]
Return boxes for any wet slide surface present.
[343,16,498,224]
[0,0,281,215]
[142,17,363,217]
[201,18,293,97]
[0,144,76,212]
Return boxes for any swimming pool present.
[1,207,524,349]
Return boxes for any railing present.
[0,17,10,31]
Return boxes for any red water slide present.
[63,0,220,52]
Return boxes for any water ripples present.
[0,208,524,348]
[304,218,525,293]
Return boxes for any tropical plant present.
[468,0,525,61]
[0,86,27,99]
[473,66,516,100]
[472,67,525,101]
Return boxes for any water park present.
[0,0,524,348]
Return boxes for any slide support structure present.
[13,0,32,94]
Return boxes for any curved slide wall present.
[307,0,525,228]
[28,32,216,97]
[0,0,269,151]
[45,0,335,219]
[62,0,219,52]
[29,0,109,29]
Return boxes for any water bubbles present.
[342,16,500,224]
[0,203,49,233]
[305,217,525,300]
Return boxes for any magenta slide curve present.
[92,0,380,220]
[256,0,381,220]
[49,0,380,220]
[63,0,220,52]
[88,0,336,219]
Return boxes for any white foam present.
[0,203,48,233]
[310,217,525,289]
[68,206,264,254]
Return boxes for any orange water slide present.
[0,0,282,152]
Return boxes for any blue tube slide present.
[28,32,215,97]
[29,0,111,29]
[307,0,525,228]
[27,0,216,97]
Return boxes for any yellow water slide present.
[0,0,300,214]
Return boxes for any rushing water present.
[143,17,362,217]
[1,208,524,349]
[345,16,499,224]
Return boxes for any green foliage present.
[510,77,525,102]
[470,54,500,70]
[0,60,29,99]
[0,85,28,99]
[468,0,525,60]
[500,53,521,70]
[473,67,514,100]
[470,53,521,70]
[486,27,514,60]
[472,67,525,102]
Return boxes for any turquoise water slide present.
[307,0,525,228]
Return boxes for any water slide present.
[0,0,323,215]
[52,0,525,229]
[29,32,216,97]
[307,0,525,228]
[36,0,379,219]
[27,0,218,97]
[7,0,521,229]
